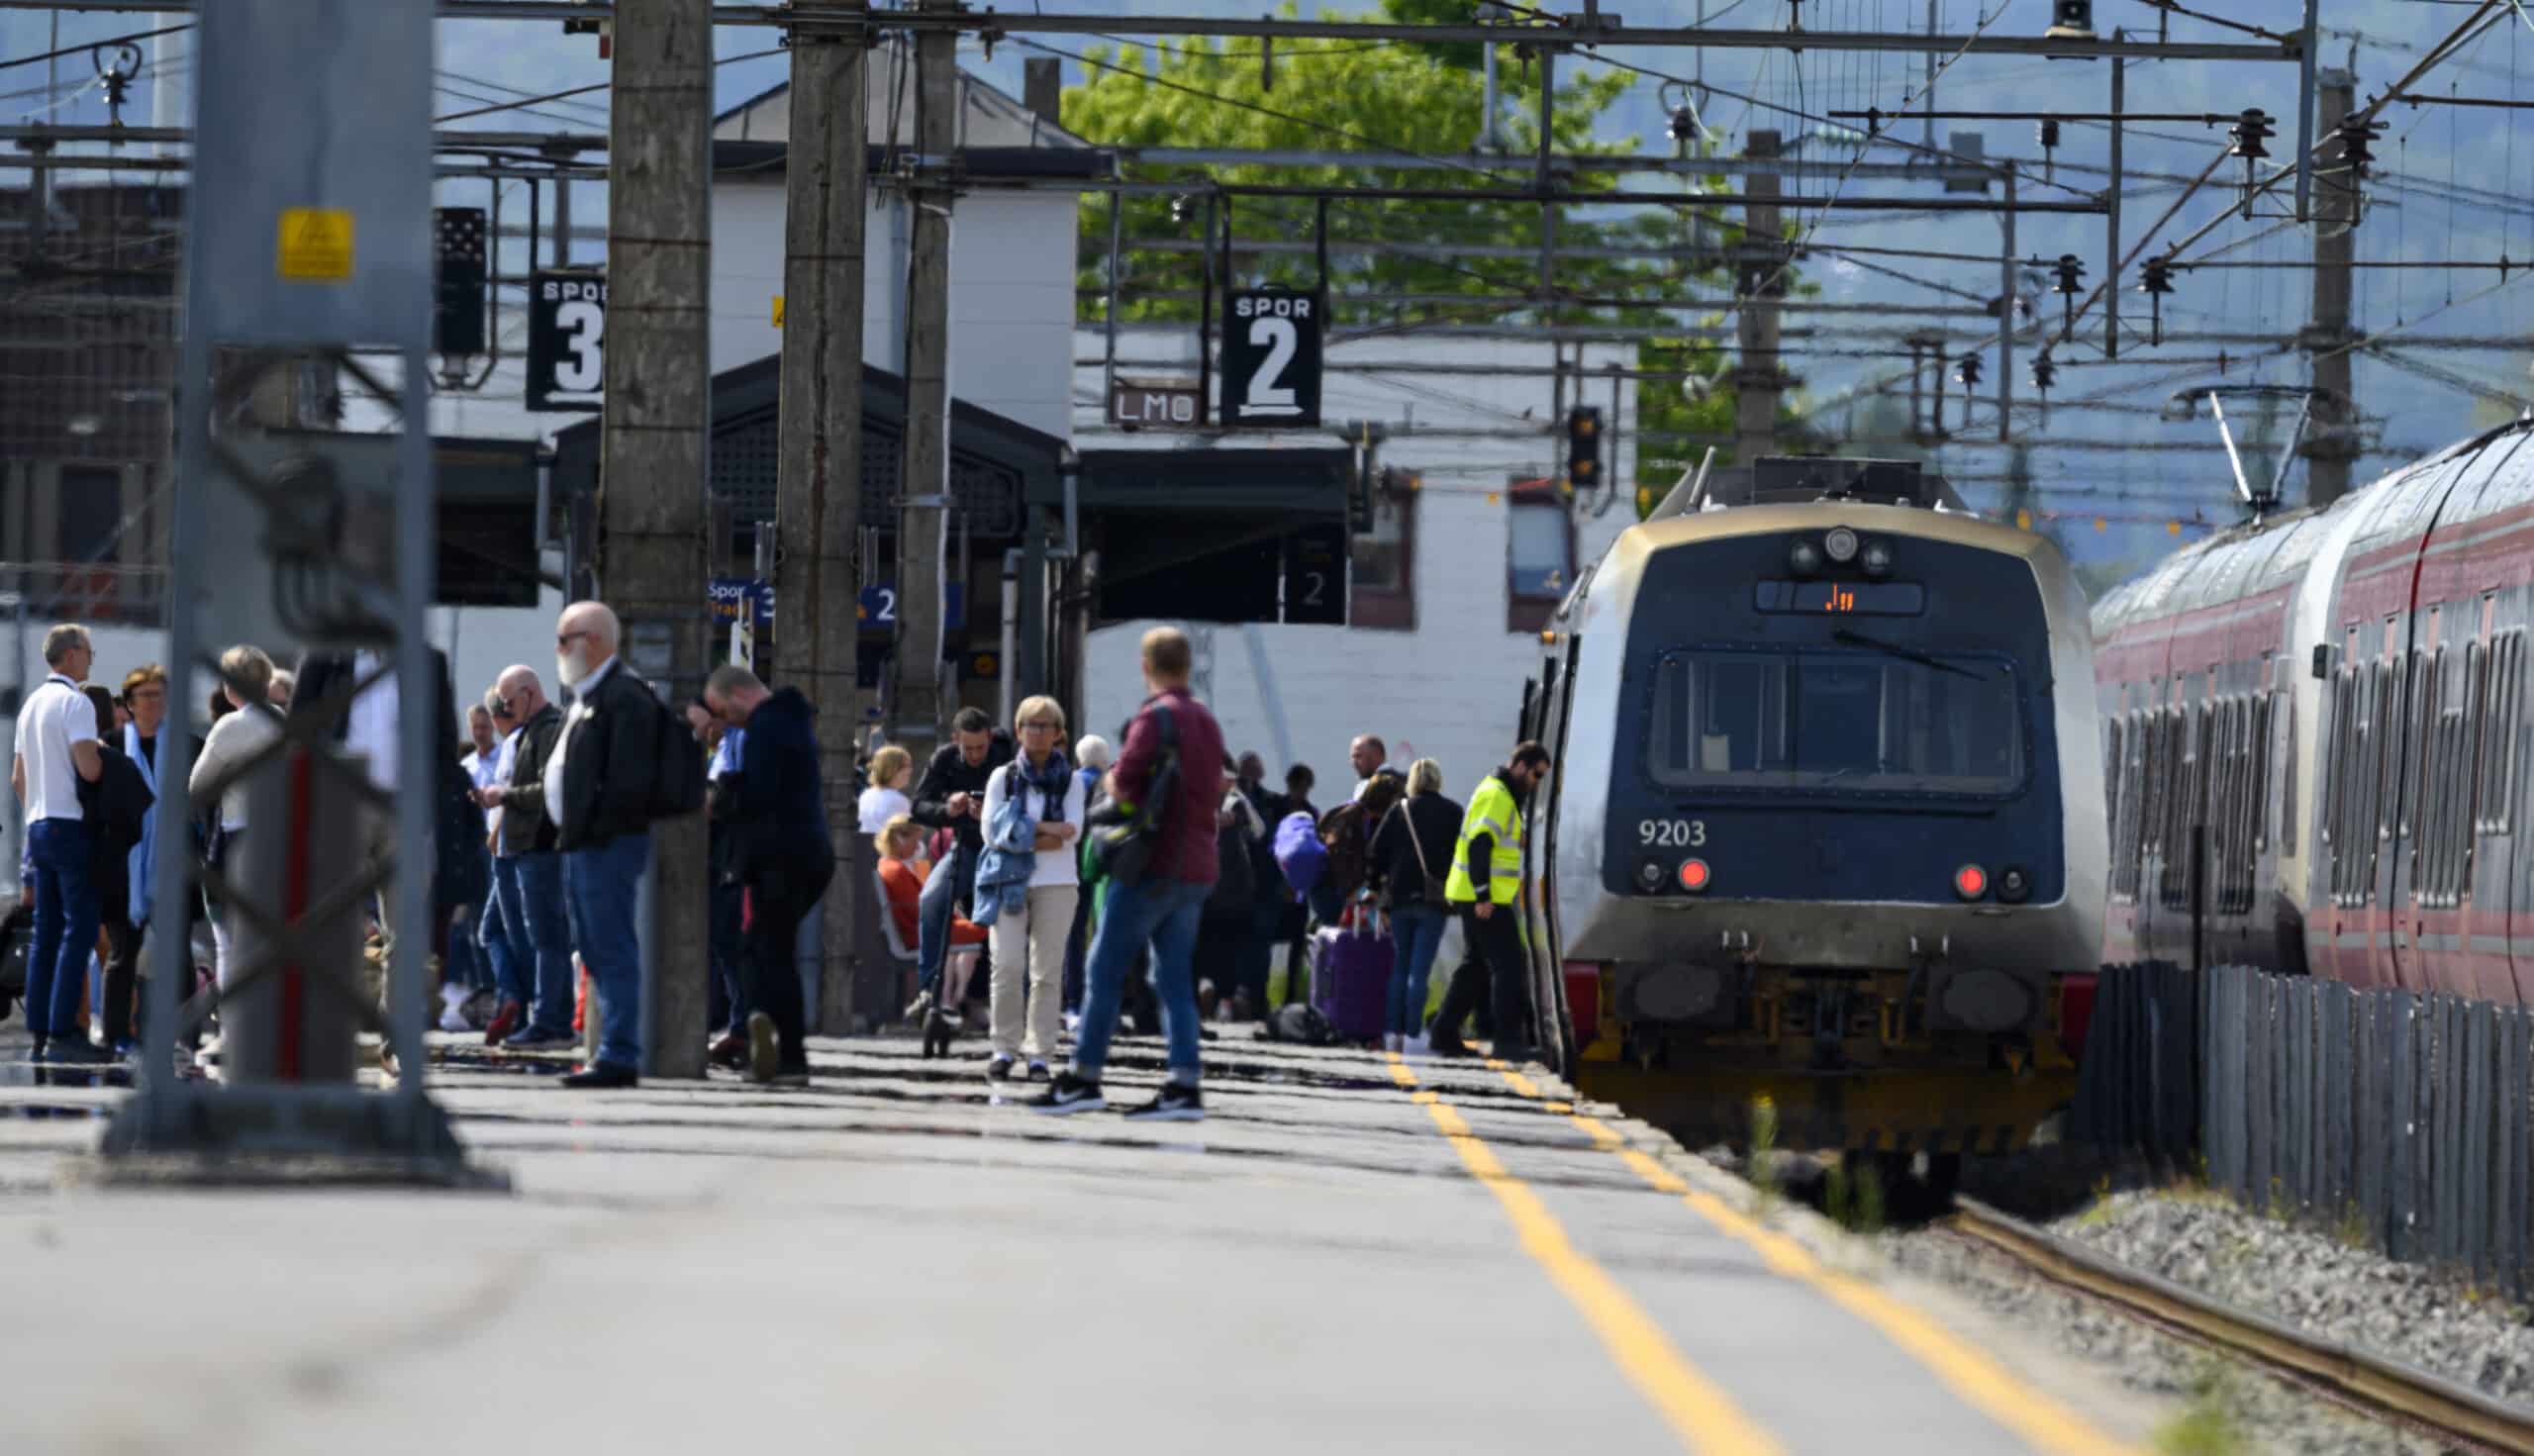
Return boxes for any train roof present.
[2092,417,2534,640]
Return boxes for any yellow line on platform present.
[1503,1072,2140,1456]
[1385,1057,1784,1456]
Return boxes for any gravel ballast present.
[2052,1189,2534,1408]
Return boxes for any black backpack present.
[1085,704,1178,887]
[1264,1002,1335,1046]
[642,684,706,820]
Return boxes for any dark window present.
[1644,648,2024,796]
[1505,487,1575,633]
[57,464,122,561]
[1350,481,1414,631]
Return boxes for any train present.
[2092,416,2534,1006]
[1513,455,2105,1171]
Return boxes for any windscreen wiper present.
[1831,628,1983,681]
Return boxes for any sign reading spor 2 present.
[527,271,607,413]
[1220,287,1323,429]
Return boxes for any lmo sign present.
[1109,379,1204,430]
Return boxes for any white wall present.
[1072,328,1640,802]
[711,182,1079,438]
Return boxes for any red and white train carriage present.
[2093,418,2534,1006]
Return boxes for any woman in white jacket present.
[979,696,1085,1085]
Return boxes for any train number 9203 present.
[1637,819,1707,847]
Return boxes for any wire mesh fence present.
[2074,961,2534,1296]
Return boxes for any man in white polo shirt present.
[10,624,108,1063]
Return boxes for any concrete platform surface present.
[0,1027,2161,1456]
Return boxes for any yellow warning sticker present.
[277,207,354,282]
[771,295,785,328]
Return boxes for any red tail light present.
[1954,864,1989,900]
[1678,858,1711,892]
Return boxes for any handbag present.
[1383,802,1450,910]
[1084,705,1178,888]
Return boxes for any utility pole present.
[891,0,957,752]
[1732,129,1782,462]
[602,0,713,1078]
[2303,67,2359,507]
[775,5,870,1033]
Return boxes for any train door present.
[2451,433,2534,1005]
[1528,633,1586,1073]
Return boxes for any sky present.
[6,0,2530,568]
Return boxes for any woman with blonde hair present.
[973,695,1084,1083]
[1367,756,1463,1054]
[876,814,984,956]
[858,743,915,833]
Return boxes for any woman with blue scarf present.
[973,696,1085,1084]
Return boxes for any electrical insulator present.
[2037,118,2062,152]
[1169,194,1194,227]
[2227,108,2274,160]
[2337,115,2385,178]
[1955,352,1984,390]
[2030,355,2057,393]
[2051,253,2085,340]
[2136,255,2176,346]
[1670,106,1698,144]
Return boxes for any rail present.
[1949,1197,2534,1455]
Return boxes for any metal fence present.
[2073,962,2534,1296]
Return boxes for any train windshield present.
[1645,648,2025,795]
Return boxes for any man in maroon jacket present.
[1029,627,1224,1121]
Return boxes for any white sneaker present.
[1384,1033,1403,1053]
[1405,1033,1430,1058]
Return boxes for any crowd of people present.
[9,612,1552,1121]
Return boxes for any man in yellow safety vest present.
[1434,740,1553,1062]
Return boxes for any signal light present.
[1566,405,1604,491]
[1636,859,1667,891]
[1954,864,1989,901]
[1788,539,1823,576]
[1859,539,1893,576]
[1678,858,1710,893]
[1998,865,2032,903]
[1822,526,1859,563]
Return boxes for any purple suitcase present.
[1310,922,1393,1042]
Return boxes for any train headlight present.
[1822,526,1860,563]
[1678,858,1711,893]
[1954,863,1990,901]
[1788,539,1822,576]
[1859,539,1893,577]
[1997,865,2032,903]
[1636,858,1668,892]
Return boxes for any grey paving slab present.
[0,1027,2152,1456]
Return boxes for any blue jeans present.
[1073,875,1210,1083]
[27,819,98,1041]
[478,857,527,1007]
[916,838,979,994]
[710,880,748,1035]
[501,850,577,1035]
[1387,904,1449,1036]
[564,832,649,1069]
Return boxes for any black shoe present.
[767,1065,811,1089]
[1427,1037,1478,1059]
[505,1025,577,1050]
[1490,1043,1537,1066]
[1026,1060,1051,1082]
[561,1061,638,1090]
[745,1012,781,1084]
[44,1038,112,1066]
[1025,1070,1106,1116]
[1124,1082,1205,1122]
[26,1037,45,1064]
[985,1054,1016,1084]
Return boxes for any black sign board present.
[1282,520,1348,626]
[527,270,607,413]
[1220,287,1323,429]
[433,207,487,357]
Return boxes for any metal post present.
[1537,50,1556,307]
[2191,822,2207,974]
[2308,68,2359,507]
[2294,0,2321,223]
[1102,188,1123,412]
[1998,164,2014,443]
[602,0,714,1079]
[2106,43,2123,359]
[1199,191,1217,423]
[552,175,571,267]
[890,0,957,755]
[774,4,870,1036]
[1733,130,1782,462]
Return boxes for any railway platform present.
[0,1028,2157,1455]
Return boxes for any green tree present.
[1062,27,1704,324]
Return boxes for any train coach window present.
[2477,631,2525,834]
[1644,649,2024,795]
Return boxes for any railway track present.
[1947,1197,2534,1455]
